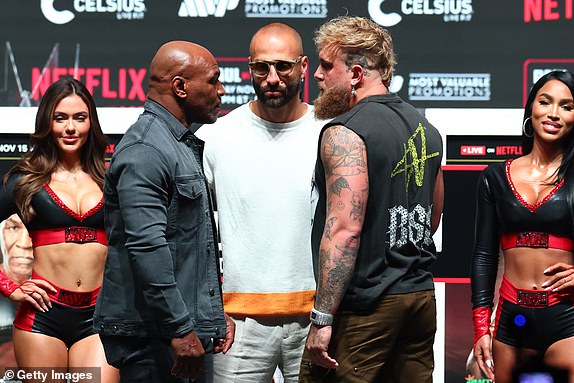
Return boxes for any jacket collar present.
[144,98,191,142]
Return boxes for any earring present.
[522,117,533,138]
[351,86,357,97]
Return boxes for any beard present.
[253,79,300,108]
[313,85,351,120]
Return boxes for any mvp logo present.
[178,0,240,17]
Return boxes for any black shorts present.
[495,298,574,352]
[14,300,96,348]
[13,275,100,348]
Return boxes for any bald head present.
[146,40,224,126]
[249,23,303,58]
[149,41,214,93]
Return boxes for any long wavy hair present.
[521,70,574,184]
[5,78,107,222]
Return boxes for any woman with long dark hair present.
[472,70,574,383]
[0,78,117,381]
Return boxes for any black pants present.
[100,335,213,383]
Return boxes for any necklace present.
[54,167,82,184]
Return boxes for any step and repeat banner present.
[0,1,573,382]
[0,0,573,110]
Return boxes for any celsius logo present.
[178,0,240,17]
[41,0,74,24]
[41,0,146,24]
[369,0,401,26]
[369,0,473,27]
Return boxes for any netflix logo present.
[31,67,147,102]
[524,0,573,22]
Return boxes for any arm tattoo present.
[335,242,359,257]
[331,177,350,196]
[321,127,367,177]
[316,244,358,312]
[350,192,363,221]
[325,217,337,240]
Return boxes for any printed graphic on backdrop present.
[523,0,573,23]
[0,135,30,175]
[408,73,491,102]
[0,41,148,107]
[1,1,572,109]
[522,59,574,105]
[446,135,523,165]
[178,0,240,17]
[176,0,328,18]
[244,0,328,18]
[40,0,147,24]
[368,0,474,26]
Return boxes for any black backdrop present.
[1,0,573,109]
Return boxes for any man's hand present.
[305,324,338,369]
[171,331,205,379]
[214,313,235,354]
[10,279,57,312]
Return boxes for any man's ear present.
[172,76,187,98]
[351,65,364,87]
[300,55,309,80]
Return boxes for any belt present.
[30,227,108,248]
[32,272,100,308]
[500,232,574,251]
[499,275,570,307]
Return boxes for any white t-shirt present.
[196,102,324,317]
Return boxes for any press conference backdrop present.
[0,1,572,382]
[1,1,573,110]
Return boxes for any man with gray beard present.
[195,23,325,382]
[300,16,444,383]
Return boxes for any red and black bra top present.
[28,184,106,247]
[28,184,104,230]
[480,159,572,250]
[0,175,106,248]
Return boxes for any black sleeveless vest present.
[311,94,443,312]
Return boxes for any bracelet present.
[310,308,334,326]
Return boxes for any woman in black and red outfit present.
[0,78,117,381]
[472,70,574,383]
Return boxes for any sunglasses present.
[248,56,303,78]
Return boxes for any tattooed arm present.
[305,125,369,369]
[316,125,368,317]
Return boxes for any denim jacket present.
[94,99,225,340]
